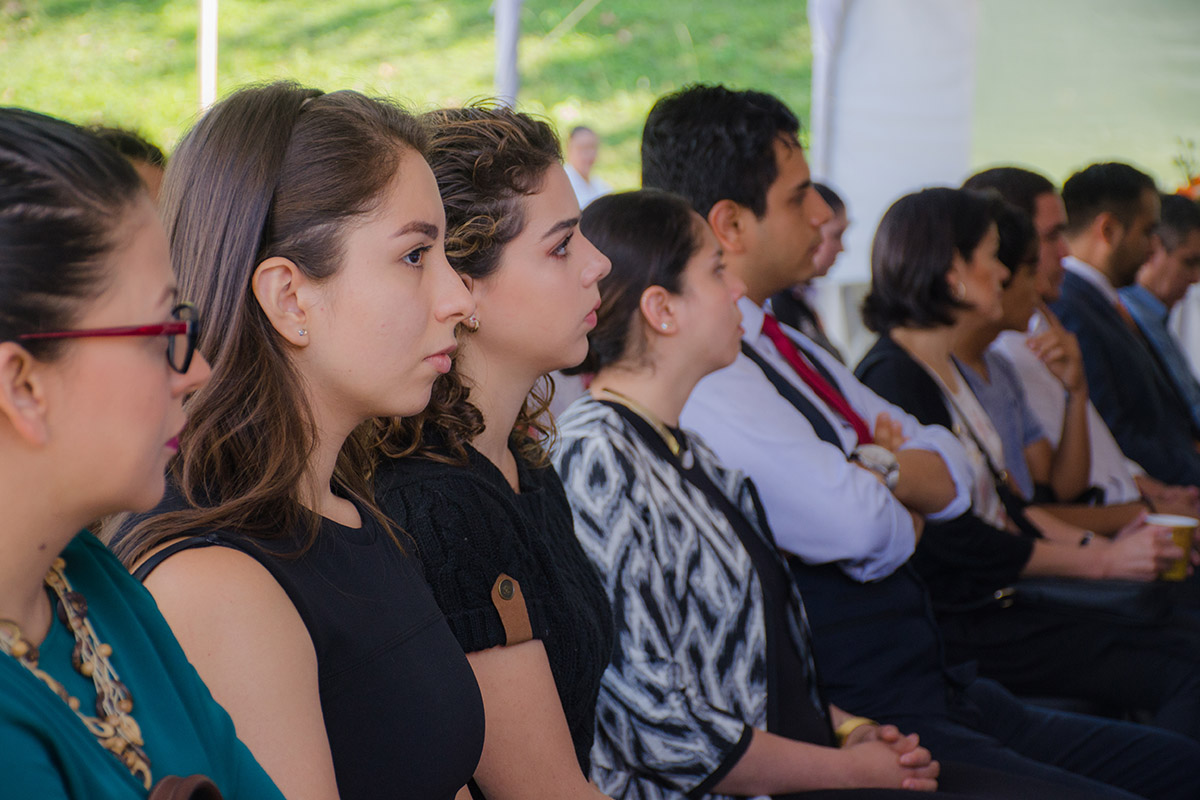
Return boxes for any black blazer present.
[1049,270,1200,486]
[855,333,1035,607]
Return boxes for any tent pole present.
[199,0,218,110]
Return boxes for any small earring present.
[464,313,480,333]
[297,328,307,336]
[660,322,670,331]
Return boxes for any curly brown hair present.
[106,82,427,564]
[375,103,562,467]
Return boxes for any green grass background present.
[0,0,810,192]
[1,0,1197,192]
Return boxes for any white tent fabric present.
[807,0,980,363]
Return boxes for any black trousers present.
[883,677,1200,800]
[939,604,1200,741]
[777,760,1137,798]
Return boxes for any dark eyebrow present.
[541,217,580,241]
[393,220,441,239]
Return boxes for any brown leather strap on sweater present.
[490,573,533,645]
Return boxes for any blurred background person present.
[770,181,849,361]
[565,125,612,208]
[1120,193,1200,432]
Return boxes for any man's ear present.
[1096,211,1124,249]
[251,257,313,346]
[0,342,50,446]
[639,285,677,335]
[708,199,750,254]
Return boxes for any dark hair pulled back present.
[566,190,703,375]
[0,107,146,358]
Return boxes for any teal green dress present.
[0,532,284,799]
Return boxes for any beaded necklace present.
[0,557,152,788]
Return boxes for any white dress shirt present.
[680,299,973,582]
[564,164,611,209]
[1062,255,1121,307]
[991,311,1143,504]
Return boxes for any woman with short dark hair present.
[855,186,1200,743]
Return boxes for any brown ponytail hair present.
[374,104,562,467]
[108,82,426,563]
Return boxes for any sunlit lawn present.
[0,0,812,190]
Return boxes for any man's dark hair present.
[814,182,844,215]
[994,199,1037,285]
[1061,162,1157,236]
[87,125,166,168]
[1158,193,1200,253]
[963,166,1055,217]
[641,84,800,218]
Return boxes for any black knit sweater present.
[375,438,615,777]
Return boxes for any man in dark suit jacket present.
[1048,162,1200,486]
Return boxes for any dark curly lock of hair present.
[375,103,563,467]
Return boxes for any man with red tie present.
[640,84,1200,799]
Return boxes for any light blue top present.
[958,351,1047,500]
[1119,283,1200,433]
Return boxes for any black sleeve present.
[855,344,954,429]
[913,513,1035,606]
[379,473,543,654]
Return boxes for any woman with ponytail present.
[108,82,483,800]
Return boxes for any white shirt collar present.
[739,297,769,341]
[1062,255,1120,307]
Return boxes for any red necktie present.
[760,313,873,445]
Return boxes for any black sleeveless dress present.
[113,487,485,800]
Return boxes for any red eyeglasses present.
[18,303,200,374]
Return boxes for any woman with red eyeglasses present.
[0,108,283,799]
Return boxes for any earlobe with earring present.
[297,328,307,336]
[464,313,480,333]
[953,281,966,302]
[660,322,670,331]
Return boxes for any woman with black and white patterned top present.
[551,190,1090,800]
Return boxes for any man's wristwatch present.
[850,443,900,490]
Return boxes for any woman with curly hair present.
[373,105,615,800]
